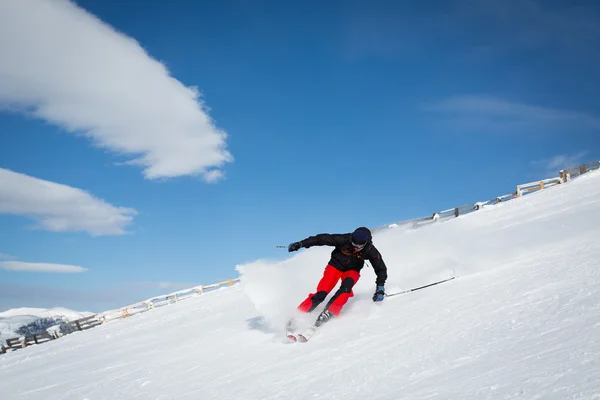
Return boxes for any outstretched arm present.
[300,233,348,248]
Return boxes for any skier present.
[287,226,387,327]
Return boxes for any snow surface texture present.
[1,171,600,399]
[0,307,93,344]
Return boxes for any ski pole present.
[385,276,456,298]
[276,245,287,249]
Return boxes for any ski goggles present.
[351,241,366,250]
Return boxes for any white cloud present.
[0,168,137,236]
[0,0,233,181]
[425,95,600,132]
[0,261,87,273]
[532,152,589,175]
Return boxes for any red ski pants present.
[297,265,361,316]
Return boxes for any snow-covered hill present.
[1,171,599,399]
[0,307,93,344]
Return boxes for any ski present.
[285,333,297,343]
[285,318,298,342]
[285,317,322,343]
[285,330,297,342]
[297,325,318,342]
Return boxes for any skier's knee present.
[312,290,328,302]
[339,277,355,293]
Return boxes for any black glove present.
[288,241,302,252]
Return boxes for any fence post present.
[580,165,586,175]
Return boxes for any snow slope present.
[0,307,94,344]
[1,171,599,399]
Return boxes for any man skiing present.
[287,226,387,328]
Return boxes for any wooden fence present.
[372,159,598,233]
[371,191,520,233]
[1,279,238,354]
[516,177,563,197]
[560,160,599,182]
[2,159,597,355]
[2,315,101,351]
[98,278,240,323]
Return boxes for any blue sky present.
[0,0,598,313]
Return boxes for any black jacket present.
[300,233,388,286]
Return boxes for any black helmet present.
[351,227,371,249]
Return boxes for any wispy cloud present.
[0,168,137,236]
[424,95,600,133]
[531,152,589,176]
[0,261,87,273]
[0,0,233,181]
[0,252,86,274]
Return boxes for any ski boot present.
[315,309,333,327]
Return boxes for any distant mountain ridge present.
[0,307,94,344]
